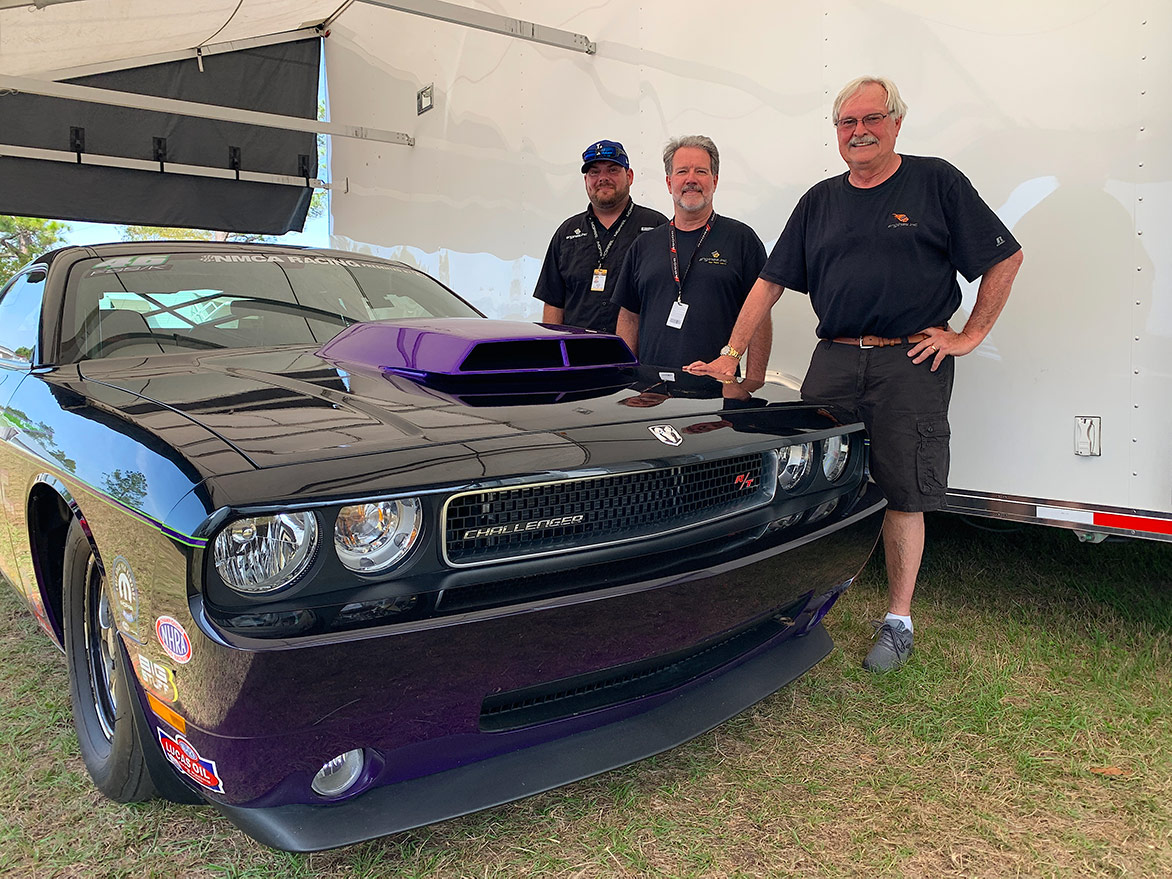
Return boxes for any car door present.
[0,266,47,594]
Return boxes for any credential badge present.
[649,424,684,446]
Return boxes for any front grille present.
[444,451,776,566]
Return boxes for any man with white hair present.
[686,76,1024,671]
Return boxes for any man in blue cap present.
[533,139,667,333]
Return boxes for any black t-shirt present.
[761,155,1021,339]
[533,201,667,332]
[610,214,766,368]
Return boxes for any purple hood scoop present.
[317,319,637,381]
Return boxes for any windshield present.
[59,252,483,363]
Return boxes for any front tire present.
[63,518,157,802]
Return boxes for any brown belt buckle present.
[858,336,874,349]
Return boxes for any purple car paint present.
[318,318,637,379]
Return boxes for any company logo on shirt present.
[698,250,728,266]
[887,212,918,229]
[565,227,588,241]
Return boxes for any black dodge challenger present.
[0,242,884,850]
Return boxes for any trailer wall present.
[325,0,1172,537]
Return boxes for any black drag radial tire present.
[62,517,157,802]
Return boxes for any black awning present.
[0,38,320,235]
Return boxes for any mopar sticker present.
[111,557,142,643]
[158,729,223,792]
[135,653,178,702]
[155,616,192,664]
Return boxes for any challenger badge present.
[463,515,585,540]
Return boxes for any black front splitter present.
[211,622,835,852]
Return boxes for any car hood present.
[75,345,804,470]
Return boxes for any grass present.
[2,514,1171,878]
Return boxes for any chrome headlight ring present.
[213,512,319,595]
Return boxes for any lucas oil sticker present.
[158,729,223,792]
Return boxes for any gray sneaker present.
[863,619,913,672]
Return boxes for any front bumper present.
[139,482,885,850]
[216,621,836,851]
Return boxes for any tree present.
[119,226,272,243]
[0,215,69,286]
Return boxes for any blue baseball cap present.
[581,140,630,173]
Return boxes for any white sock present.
[885,612,912,633]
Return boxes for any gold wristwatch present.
[719,344,743,360]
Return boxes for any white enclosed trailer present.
[322,0,1172,544]
[3,0,1167,543]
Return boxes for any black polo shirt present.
[534,201,667,332]
[610,215,766,368]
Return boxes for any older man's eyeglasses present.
[834,113,889,131]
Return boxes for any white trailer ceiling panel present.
[0,0,342,77]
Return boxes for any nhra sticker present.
[135,653,179,703]
[158,729,223,792]
[155,616,192,664]
[110,557,143,644]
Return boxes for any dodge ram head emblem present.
[649,424,683,446]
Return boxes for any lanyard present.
[669,212,716,303]
[588,200,635,269]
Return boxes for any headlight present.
[821,435,851,482]
[334,499,422,573]
[777,442,813,491]
[213,512,318,594]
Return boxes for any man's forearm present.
[542,304,565,325]
[961,250,1023,345]
[616,307,639,356]
[727,277,785,353]
[744,315,773,381]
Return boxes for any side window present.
[0,269,46,365]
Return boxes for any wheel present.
[63,518,157,802]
